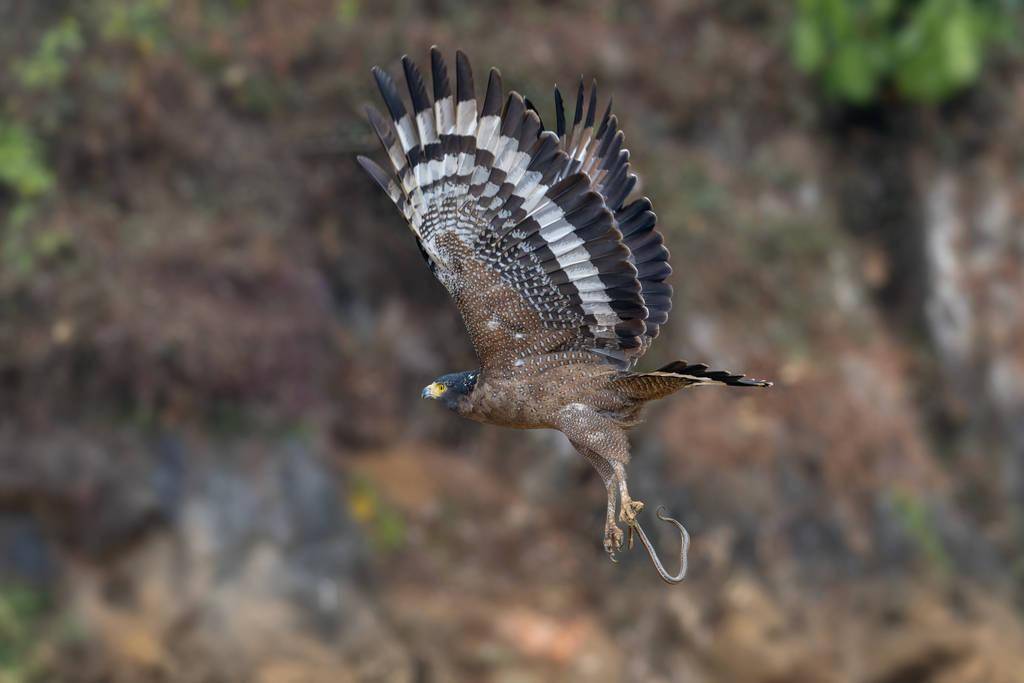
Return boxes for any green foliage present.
[792,0,1021,104]
[1,19,65,273]
[0,210,75,279]
[0,123,54,199]
[13,17,84,91]
[336,0,361,26]
[0,584,48,682]
[891,491,951,574]
[94,0,171,52]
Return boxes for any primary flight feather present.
[358,48,771,581]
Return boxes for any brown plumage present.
[359,48,771,571]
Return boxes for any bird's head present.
[421,370,479,412]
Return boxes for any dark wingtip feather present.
[524,97,544,129]
[372,66,408,122]
[356,155,391,191]
[585,79,598,128]
[401,55,431,113]
[363,104,393,143]
[481,68,503,117]
[605,170,637,210]
[520,109,542,145]
[500,92,525,135]
[595,115,618,159]
[455,50,474,103]
[554,86,566,137]
[363,103,384,127]
[573,77,584,126]
[596,97,613,138]
[430,47,451,101]
[603,130,625,169]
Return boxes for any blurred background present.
[1,1,1024,681]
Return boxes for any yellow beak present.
[421,382,446,399]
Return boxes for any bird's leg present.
[612,461,644,527]
[575,445,624,558]
[602,476,624,559]
[558,409,634,560]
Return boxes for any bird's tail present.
[609,360,772,401]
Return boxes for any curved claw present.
[630,506,690,584]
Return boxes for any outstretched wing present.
[551,78,672,349]
[358,48,671,373]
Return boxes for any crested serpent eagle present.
[358,48,771,583]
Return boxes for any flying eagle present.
[358,48,771,583]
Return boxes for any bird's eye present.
[437,384,447,392]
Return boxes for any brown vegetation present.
[1,1,1023,681]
